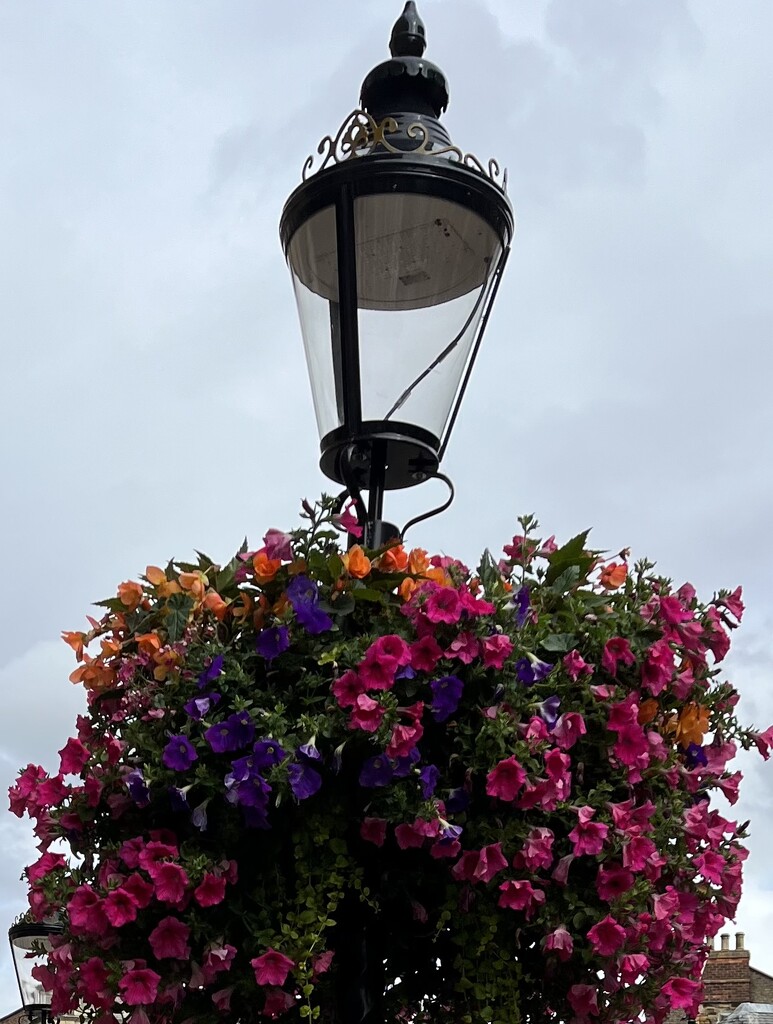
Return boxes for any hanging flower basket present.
[10,497,771,1024]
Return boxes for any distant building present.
[699,932,773,1024]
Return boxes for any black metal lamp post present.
[8,920,62,1024]
[280,1,514,546]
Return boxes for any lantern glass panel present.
[354,192,502,440]
[9,929,55,1011]
[287,204,342,439]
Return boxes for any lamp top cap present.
[360,1,449,118]
[390,2,426,58]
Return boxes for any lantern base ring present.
[320,421,440,491]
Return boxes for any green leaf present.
[164,593,194,642]
[544,529,592,586]
[94,597,125,614]
[547,565,581,593]
[540,632,577,653]
[476,548,500,594]
[351,587,385,603]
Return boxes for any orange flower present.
[62,631,86,661]
[675,703,710,746]
[344,545,371,579]
[600,562,628,590]
[178,572,206,602]
[100,638,121,659]
[377,545,409,573]
[136,633,161,656]
[145,565,167,586]
[424,566,450,586]
[203,591,229,621]
[253,550,282,584]
[69,655,116,693]
[153,648,180,682]
[232,593,253,622]
[117,581,143,611]
[408,548,430,575]
[399,578,417,602]
[638,699,659,725]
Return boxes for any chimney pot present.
[721,933,730,950]
[736,932,745,950]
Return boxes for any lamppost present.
[7,920,62,1024]
[280,1,513,547]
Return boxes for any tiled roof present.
[723,1003,773,1024]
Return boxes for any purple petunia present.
[445,787,470,813]
[253,739,287,770]
[392,747,421,778]
[288,762,322,800]
[197,654,224,689]
[419,764,440,799]
[162,734,198,771]
[685,743,708,768]
[516,656,553,687]
[126,768,150,806]
[204,712,256,753]
[430,675,464,723]
[359,755,394,788]
[236,774,272,809]
[256,626,290,662]
[168,786,189,813]
[537,695,561,730]
[286,575,333,635]
[184,692,221,721]
[513,586,530,629]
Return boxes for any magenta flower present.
[563,649,593,680]
[444,632,480,664]
[251,949,295,987]
[118,968,161,1006]
[348,693,386,733]
[515,827,555,871]
[595,863,635,902]
[103,887,139,927]
[424,585,463,624]
[332,670,365,708]
[151,862,190,904]
[149,916,191,959]
[409,635,444,673]
[568,806,609,856]
[360,817,387,846]
[660,977,701,1012]
[481,633,513,669]
[367,634,411,665]
[567,983,598,1019]
[195,873,227,907]
[263,528,294,561]
[543,925,573,961]
[58,737,90,776]
[472,842,508,883]
[67,885,109,937]
[486,756,526,801]
[601,637,636,676]
[587,914,626,957]
[76,957,112,1008]
[162,735,198,771]
[497,879,546,918]
[358,649,397,691]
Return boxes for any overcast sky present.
[1,0,771,1008]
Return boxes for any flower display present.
[10,499,772,1024]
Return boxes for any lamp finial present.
[390,2,426,58]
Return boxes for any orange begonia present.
[399,578,417,602]
[675,703,710,746]
[408,548,430,576]
[136,633,162,656]
[69,655,116,693]
[178,572,206,602]
[145,565,167,586]
[377,545,409,573]
[117,581,143,611]
[638,699,659,726]
[203,591,229,621]
[345,546,371,580]
[62,631,86,661]
[253,550,282,584]
[600,563,628,590]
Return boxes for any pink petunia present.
[151,862,189,904]
[481,634,513,669]
[552,712,587,750]
[424,585,463,625]
[563,650,593,680]
[348,693,386,733]
[445,632,480,664]
[409,636,444,673]
[602,637,635,676]
[587,915,627,957]
[641,639,675,696]
[472,843,508,883]
[262,529,294,562]
[103,887,139,927]
[331,670,365,709]
[360,817,387,847]
[58,737,91,776]
[568,984,598,1019]
[251,949,295,987]
[497,880,546,918]
[596,863,635,902]
[486,757,526,801]
[122,872,154,909]
[195,873,227,907]
[367,634,411,666]
[118,968,161,1006]
[77,957,113,1009]
[544,925,573,961]
[386,722,424,759]
[514,827,554,871]
[660,977,701,1012]
[67,885,109,937]
[358,651,396,691]
[149,916,191,959]
[568,806,609,856]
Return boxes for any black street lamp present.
[280,2,514,546]
[8,919,62,1024]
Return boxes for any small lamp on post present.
[8,920,62,1024]
[280,1,514,547]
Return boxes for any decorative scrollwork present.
[301,109,507,191]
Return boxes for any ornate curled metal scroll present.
[301,109,507,192]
